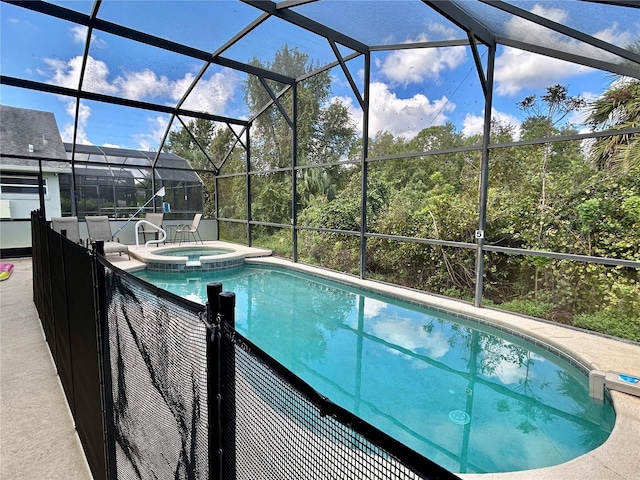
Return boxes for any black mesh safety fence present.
[31,211,107,480]
[100,259,209,480]
[216,319,461,480]
[66,238,106,479]
[48,225,73,409]
[36,212,55,347]
[31,210,460,480]
[31,212,45,328]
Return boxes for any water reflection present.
[135,266,615,474]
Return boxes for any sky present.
[1,1,638,151]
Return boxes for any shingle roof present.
[0,105,70,173]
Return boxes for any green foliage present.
[587,79,640,173]
[245,45,355,171]
[498,299,555,318]
[298,230,361,275]
[574,312,640,343]
[251,174,292,224]
[165,118,244,218]
[218,221,247,244]
[295,81,639,341]
[252,227,293,258]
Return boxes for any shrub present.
[498,299,555,318]
[573,311,640,343]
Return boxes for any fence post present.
[93,247,116,480]
[206,282,222,480]
[219,292,236,480]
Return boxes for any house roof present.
[0,105,70,173]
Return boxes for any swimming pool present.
[134,264,615,474]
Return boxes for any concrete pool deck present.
[1,243,639,479]
[0,257,93,479]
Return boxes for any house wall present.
[0,172,62,221]
[0,219,31,252]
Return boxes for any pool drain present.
[449,409,471,425]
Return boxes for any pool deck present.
[1,243,639,479]
[0,257,93,479]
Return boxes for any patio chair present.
[140,212,165,245]
[51,216,83,245]
[85,215,130,259]
[173,213,203,245]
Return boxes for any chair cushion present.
[103,241,129,254]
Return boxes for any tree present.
[243,45,357,227]
[244,45,355,171]
[516,85,586,296]
[518,85,586,244]
[165,118,243,218]
[587,78,640,173]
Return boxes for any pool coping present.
[127,241,273,272]
[115,246,640,480]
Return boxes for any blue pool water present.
[134,265,615,474]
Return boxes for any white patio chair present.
[173,213,203,245]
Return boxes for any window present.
[0,174,48,195]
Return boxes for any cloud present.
[40,52,240,147]
[43,54,239,108]
[133,115,173,151]
[592,22,635,48]
[336,81,455,139]
[115,69,171,100]
[568,90,600,132]
[377,33,467,86]
[69,25,106,48]
[60,100,92,145]
[462,109,522,137]
[481,347,545,385]
[69,25,86,44]
[493,4,636,96]
[462,113,484,138]
[40,57,76,89]
[494,48,592,97]
[41,55,119,94]
[177,68,240,114]
[363,297,387,317]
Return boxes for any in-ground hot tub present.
[129,243,271,272]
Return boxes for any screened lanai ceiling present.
[1,0,639,162]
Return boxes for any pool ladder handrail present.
[135,219,167,250]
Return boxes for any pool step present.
[589,370,640,401]
[186,260,201,267]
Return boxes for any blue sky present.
[1,1,638,150]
